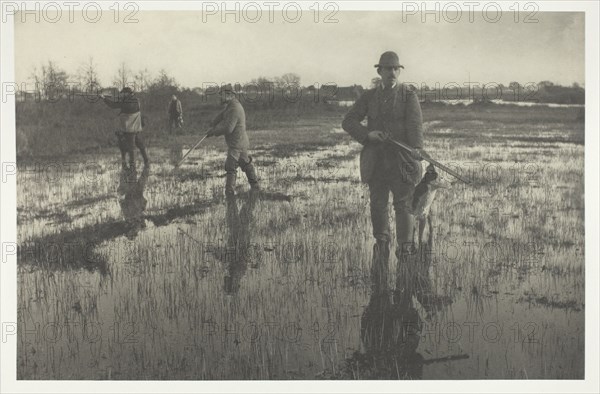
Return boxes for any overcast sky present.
[15,10,584,88]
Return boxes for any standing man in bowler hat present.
[342,51,427,294]
[206,84,260,196]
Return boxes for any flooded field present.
[16,111,584,379]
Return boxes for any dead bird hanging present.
[380,136,469,246]
[411,164,451,246]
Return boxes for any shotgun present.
[387,137,471,184]
[422,353,469,365]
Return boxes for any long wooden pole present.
[174,134,208,168]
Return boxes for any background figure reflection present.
[222,192,259,295]
[118,167,150,240]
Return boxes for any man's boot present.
[395,241,418,297]
[139,149,150,167]
[135,134,150,167]
[139,145,150,167]
[242,159,260,191]
[394,207,417,296]
[225,173,237,196]
[371,241,390,295]
[124,133,136,171]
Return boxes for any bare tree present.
[112,62,132,90]
[150,69,178,90]
[249,76,275,93]
[134,68,152,92]
[30,66,45,99]
[45,61,68,86]
[247,76,275,106]
[280,73,301,87]
[508,81,521,91]
[78,57,101,92]
[30,61,69,99]
[274,73,301,96]
[537,80,554,89]
[250,76,273,86]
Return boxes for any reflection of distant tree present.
[117,167,149,239]
[220,193,259,295]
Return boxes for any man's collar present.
[224,97,237,106]
[377,81,400,91]
[378,81,398,90]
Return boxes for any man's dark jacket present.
[342,83,424,185]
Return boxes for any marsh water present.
[17,124,584,379]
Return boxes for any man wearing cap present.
[100,87,150,169]
[206,84,259,196]
[342,51,427,294]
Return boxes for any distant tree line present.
[415,81,584,104]
[26,59,182,100]
[21,59,584,105]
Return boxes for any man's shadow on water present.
[17,167,150,275]
[218,192,259,295]
[343,236,459,379]
[118,166,150,240]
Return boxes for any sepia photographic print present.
[1,1,598,393]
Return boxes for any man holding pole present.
[342,51,427,295]
[206,84,259,196]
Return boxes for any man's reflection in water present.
[169,144,183,166]
[347,237,451,379]
[221,192,259,295]
[118,167,150,240]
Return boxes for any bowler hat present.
[374,51,404,69]
[220,84,238,94]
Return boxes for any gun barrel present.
[422,354,469,365]
[388,138,471,184]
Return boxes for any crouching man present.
[207,84,260,196]
[341,51,426,294]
